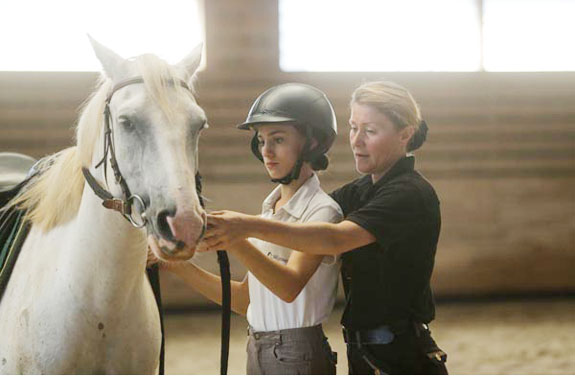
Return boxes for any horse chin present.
[148,236,196,261]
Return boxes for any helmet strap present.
[270,156,304,185]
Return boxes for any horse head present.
[88,37,206,261]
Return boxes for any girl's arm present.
[164,262,250,316]
[228,239,324,303]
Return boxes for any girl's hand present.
[199,210,254,252]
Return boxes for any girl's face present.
[349,103,413,181]
[256,124,306,179]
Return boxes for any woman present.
[202,81,449,374]
[151,83,342,374]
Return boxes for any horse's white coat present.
[0,38,205,374]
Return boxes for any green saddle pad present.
[0,206,31,301]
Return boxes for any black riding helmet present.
[237,83,337,184]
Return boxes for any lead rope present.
[195,173,231,375]
[217,250,231,374]
[145,264,165,374]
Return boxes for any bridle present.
[81,77,191,228]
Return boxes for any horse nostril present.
[156,209,177,242]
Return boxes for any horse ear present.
[177,43,203,83]
[88,35,127,81]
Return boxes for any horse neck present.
[62,175,148,307]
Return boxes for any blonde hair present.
[9,54,192,232]
[351,81,427,151]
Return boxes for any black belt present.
[343,326,395,374]
[343,325,395,345]
[344,321,444,374]
[343,321,430,344]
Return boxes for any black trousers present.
[346,327,448,375]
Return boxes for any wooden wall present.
[1,0,574,306]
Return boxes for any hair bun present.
[408,120,428,152]
[310,154,329,171]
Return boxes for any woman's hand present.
[199,210,255,252]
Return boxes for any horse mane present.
[11,54,193,232]
[134,54,197,125]
[9,147,84,231]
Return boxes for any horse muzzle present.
[151,207,206,260]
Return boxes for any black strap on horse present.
[196,173,231,375]
[146,264,166,374]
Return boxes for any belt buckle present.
[366,325,394,345]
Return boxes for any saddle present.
[0,152,37,301]
[0,152,37,207]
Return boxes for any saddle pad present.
[0,206,31,301]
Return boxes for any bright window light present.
[483,0,575,72]
[279,0,481,72]
[0,1,204,71]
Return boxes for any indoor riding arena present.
[1,0,574,374]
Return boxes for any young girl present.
[151,83,342,374]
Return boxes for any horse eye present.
[119,117,134,129]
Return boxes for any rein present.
[195,174,231,375]
[81,76,232,375]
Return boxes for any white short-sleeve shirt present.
[246,174,343,332]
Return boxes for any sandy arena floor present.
[164,299,575,374]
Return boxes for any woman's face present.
[256,124,305,179]
[349,103,412,181]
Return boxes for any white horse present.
[0,38,207,374]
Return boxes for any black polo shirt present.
[330,155,440,330]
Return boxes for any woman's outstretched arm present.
[202,210,375,256]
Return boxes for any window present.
[0,0,204,71]
[279,0,575,72]
[483,0,575,71]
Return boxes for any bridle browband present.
[81,77,191,228]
